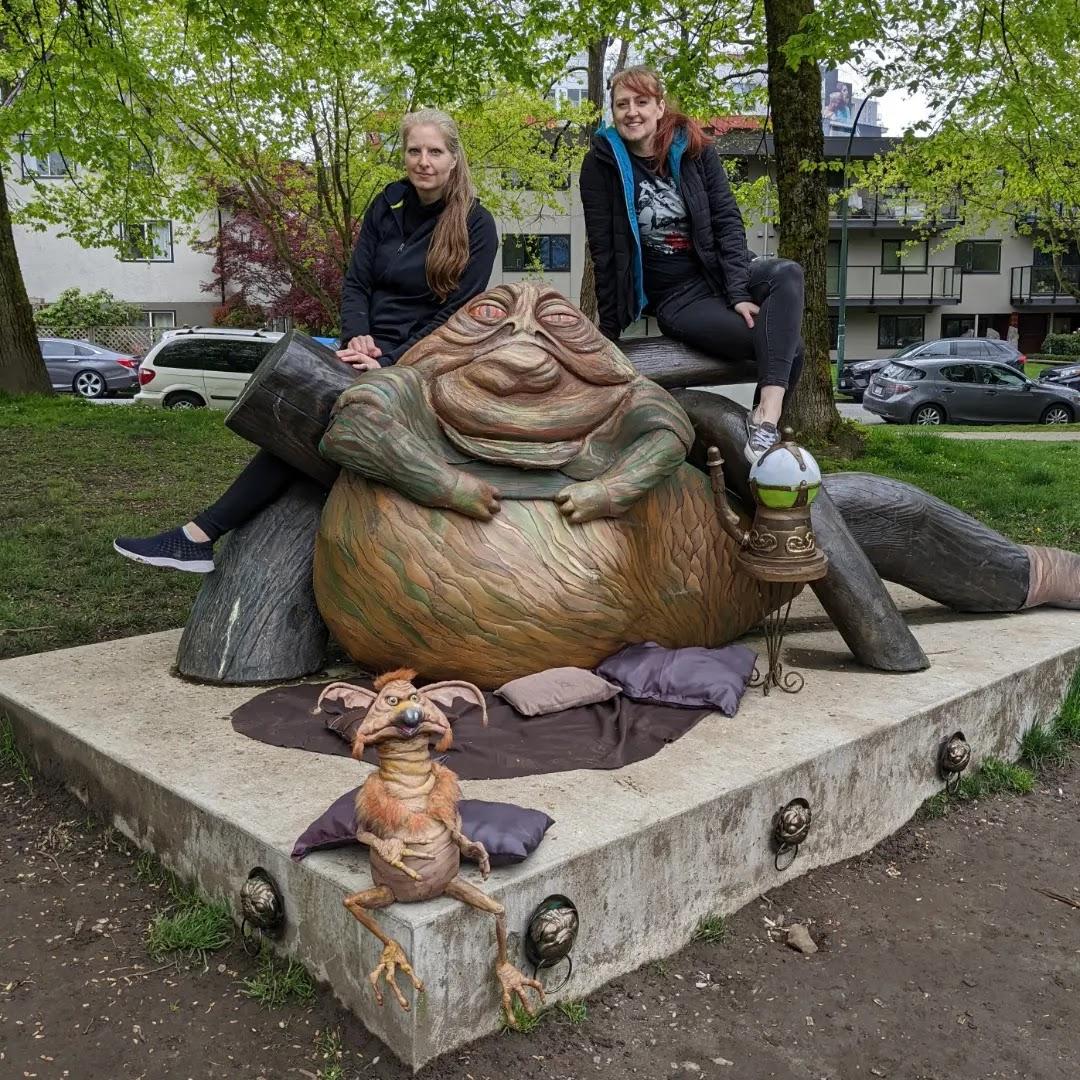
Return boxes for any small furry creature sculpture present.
[315,669,546,1026]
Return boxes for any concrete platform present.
[2,590,1078,1071]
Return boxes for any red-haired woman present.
[579,66,805,462]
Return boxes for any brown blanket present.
[230,679,712,780]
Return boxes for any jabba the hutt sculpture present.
[315,283,773,686]
[313,282,1080,688]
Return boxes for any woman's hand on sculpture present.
[734,301,760,329]
[336,335,383,372]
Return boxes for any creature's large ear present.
[314,681,378,715]
[421,680,488,727]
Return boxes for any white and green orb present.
[749,442,822,509]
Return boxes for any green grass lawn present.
[1,395,1075,661]
[817,428,1080,553]
[0,395,253,661]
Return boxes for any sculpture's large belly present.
[314,464,776,687]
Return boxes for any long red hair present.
[609,66,708,176]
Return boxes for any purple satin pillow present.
[595,641,757,716]
[291,789,554,866]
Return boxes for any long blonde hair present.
[400,109,476,300]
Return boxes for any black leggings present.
[655,257,805,391]
[192,450,305,542]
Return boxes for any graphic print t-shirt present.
[629,152,699,305]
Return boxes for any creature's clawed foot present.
[496,961,546,1027]
[369,939,424,1010]
[554,480,615,524]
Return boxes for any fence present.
[35,325,172,358]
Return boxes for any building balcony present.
[829,190,962,231]
[826,265,963,306]
[1011,265,1080,306]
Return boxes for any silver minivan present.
[134,327,283,410]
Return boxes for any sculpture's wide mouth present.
[431,359,629,443]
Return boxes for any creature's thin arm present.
[448,818,491,877]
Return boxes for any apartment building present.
[7,146,222,329]
[12,131,1078,357]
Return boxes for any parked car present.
[862,358,1080,425]
[39,336,140,398]
[134,327,284,410]
[839,338,1025,403]
[1038,362,1080,392]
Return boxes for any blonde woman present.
[115,110,497,573]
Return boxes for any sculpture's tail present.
[823,473,1080,615]
[1023,546,1080,610]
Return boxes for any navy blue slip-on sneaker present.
[113,527,216,573]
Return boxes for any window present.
[881,239,928,274]
[502,234,571,273]
[954,339,999,359]
[120,220,174,262]
[941,315,976,338]
[141,310,176,329]
[564,87,587,105]
[155,338,273,373]
[955,240,1001,274]
[941,364,976,383]
[827,311,839,350]
[977,365,1025,388]
[720,157,748,184]
[878,314,925,349]
[881,363,926,381]
[40,341,68,358]
[20,148,72,178]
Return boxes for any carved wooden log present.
[620,336,758,388]
[225,331,353,487]
[672,389,931,673]
[175,479,329,684]
[225,331,758,482]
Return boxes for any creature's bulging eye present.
[409,692,420,703]
[386,695,398,706]
[468,301,507,322]
[540,309,579,327]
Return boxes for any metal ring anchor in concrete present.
[773,798,812,872]
[240,866,285,951]
[938,730,972,795]
[525,895,579,993]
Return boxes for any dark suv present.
[862,358,1079,425]
[839,338,1025,402]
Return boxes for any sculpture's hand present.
[458,836,491,878]
[448,473,501,521]
[371,837,434,882]
[554,480,615,524]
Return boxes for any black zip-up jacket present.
[579,129,753,341]
[339,179,498,364]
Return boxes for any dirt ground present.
[2,754,1078,1080]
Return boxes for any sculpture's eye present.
[409,692,420,703]
[468,301,508,322]
[386,695,398,706]
[539,308,579,327]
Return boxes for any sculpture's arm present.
[448,820,491,878]
[320,371,501,520]
[555,428,687,523]
[356,830,434,882]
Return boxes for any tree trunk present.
[763,0,839,441]
[578,35,628,323]
[0,164,51,395]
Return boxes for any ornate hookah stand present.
[708,431,829,694]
